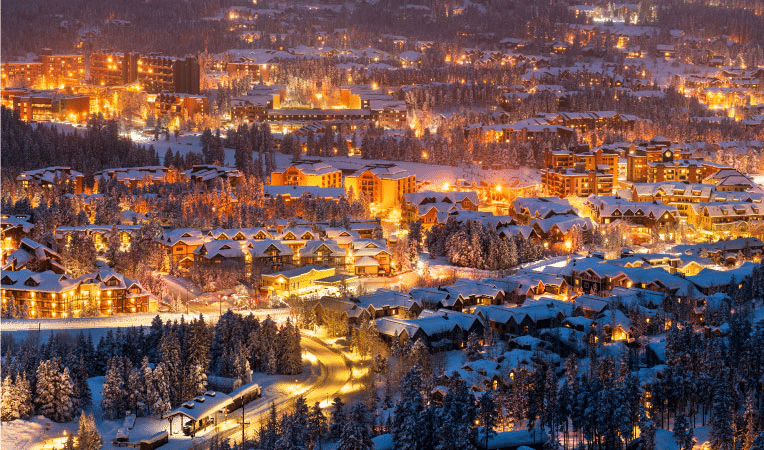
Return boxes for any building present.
[41,53,86,88]
[185,165,243,187]
[344,163,416,210]
[541,166,613,198]
[17,167,84,193]
[94,166,178,189]
[270,160,344,188]
[260,265,336,298]
[0,269,156,318]
[155,92,208,121]
[1,62,44,88]
[90,51,200,94]
[12,92,90,122]
[585,196,678,239]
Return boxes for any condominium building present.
[541,166,613,198]
[90,51,200,94]
[270,160,344,188]
[344,163,416,210]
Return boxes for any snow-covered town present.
[3,0,764,450]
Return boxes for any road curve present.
[193,333,351,448]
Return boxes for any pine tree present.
[77,411,103,450]
[1,376,17,421]
[710,378,735,450]
[744,392,761,450]
[158,331,183,406]
[35,358,75,422]
[751,433,764,450]
[15,372,33,420]
[673,412,694,450]
[393,366,426,450]
[126,368,144,415]
[437,373,476,450]
[74,354,92,410]
[141,357,158,417]
[477,391,498,450]
[308,402,328,450]
[101,356,127,419]
[151,362,172,418]
[337,403,373,450]
[330,397,347,440]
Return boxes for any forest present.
[1,312,303,422]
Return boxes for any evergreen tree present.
[35,358,75,422]
[77,411,103,450]
[477,391,498,450]
[437,373,476,450]
[330,397,347,440]
[673,412,694,450]
[751,433,764,450]
[101,356,127,419]
[1,375,18,421]
[150,362,172,417]
[393,366,426,450]
[337,403,373,450]
[710,376,735,450]
[308,402,327,450]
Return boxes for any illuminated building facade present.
[541,166,613,198]
[270,160,344,188]
[90,51,200,94]
[344,163,416,210]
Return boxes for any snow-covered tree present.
[393,366,426,450]
[35,358,75,422]
[710,377,735,450]
[101,356,127,419]
[150,362,172,418]
[477,391,498,450]
[673,412,694,450]
[76,411,103,450]
[337,403,373,450]
[437,373,476,450]
[329,397,347,440]
[308,402,327,449]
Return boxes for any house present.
[299,240,348,269]
[1,215,34,254]
[260,265,336,298]
[2,238,66,274]
[17,167,84,193]
[356,289,422,319]
[248,239,294,270]
[531,214,592,245]
[688,262,758,295]
[314,297,372,327]
[441,280,505,309]
[0,268,156,318]
[473,299,574,337]
[194,239,247,265]
[512,197,576,222]
[157,229,205,271]
[408,287,459,311]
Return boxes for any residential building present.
[541,165,613,198]
[17,166,84,193]
[344,163,416,210]
[260,265,336,298]
[270,160,344,188]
